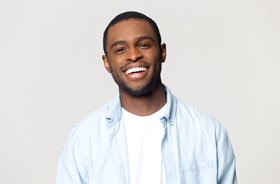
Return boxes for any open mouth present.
[125,67,147,74]
[123,66,149,80]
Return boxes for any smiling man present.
[57,11,237,184]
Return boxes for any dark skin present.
[102,19,167,116]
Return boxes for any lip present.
[121,63,150,73]
[125,69,148,80]
[125,66,147,74]
[121,64,150,80]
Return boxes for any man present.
[57,11,237,184]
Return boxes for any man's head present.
[103,11,162,56]
[102,11,166,97]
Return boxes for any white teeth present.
[125,67,147,74]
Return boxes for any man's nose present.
[127,47,143,62]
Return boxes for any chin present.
[122,86,152,97]
[122,80,161,97]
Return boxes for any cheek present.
[108,62,122,77]
[108,56,123,68]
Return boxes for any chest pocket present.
[180,160,216,184]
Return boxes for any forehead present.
[106,19,157,44]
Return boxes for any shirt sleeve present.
[216,126,237,184]
[56,127,88,184]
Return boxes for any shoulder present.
[174,98,235,156]
[176,99,220,125]
[76,104,107,127]
[165,87,224,134]
[69,100,114,141]
[175,98,228,139]
[79,104,108,127]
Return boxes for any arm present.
[56,127,88,184]
[217,126,237,184]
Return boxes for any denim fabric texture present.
[57,87,237,184]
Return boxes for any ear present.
[160,43,167,63]
[102,55,111,73]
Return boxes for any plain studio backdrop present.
[0,0,279,183]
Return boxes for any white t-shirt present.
[122,105,167,184]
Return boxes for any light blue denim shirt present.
[57,87,237,184]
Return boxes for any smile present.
[125,67,147,74]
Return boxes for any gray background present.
[1,0,279,183]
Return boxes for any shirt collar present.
[105,85,177,127]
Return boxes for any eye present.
[114,47,126,54]
[138,42,150,49]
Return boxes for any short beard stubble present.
[110,62,162,97]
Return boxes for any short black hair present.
[103,11,162,55]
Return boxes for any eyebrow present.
[109,35,155,50]
[110,40,127,50]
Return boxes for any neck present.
[120,83,167,116]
